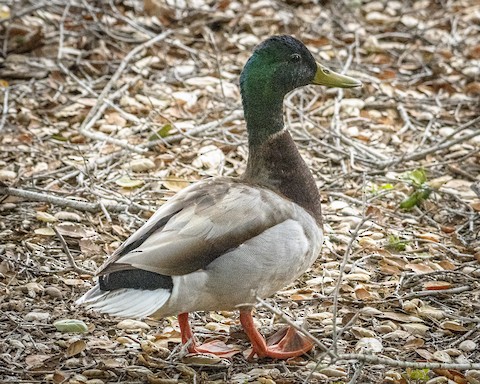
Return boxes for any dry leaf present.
[52,371,68,384]
[66,340,86,357]
[423,281,452,290]
[381,312,424,323]
[163,178,190,192]
[54,319,88,333]
[416,349,434,361]
[400,323,429,336]
[25,354,51,369]
[405,263,435,274]
[433,350,452,363]
[441,321,468,332]
[130,158,156,172]
[55,223,91,238]
[355,337,383,353]
[36,211,57,223]
[116,319,150,331]
[404,338,425,350]
[115,176,144,188]
[354,285,373,300]
[34,227,56,236]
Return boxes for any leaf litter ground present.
[0,1,479,383]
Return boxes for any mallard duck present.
[77,35,361,359]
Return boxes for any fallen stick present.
[53,227,94,275]
[378,127,480,168]
[0,185,129,213]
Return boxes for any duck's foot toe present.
[250,326,313,360]
[189,340,241,358]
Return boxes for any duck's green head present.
[240,35,361,145]
[241,35,361,95]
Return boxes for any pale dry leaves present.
[1,0,479,383]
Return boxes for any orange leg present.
[239,309,314,360]
[177,313,240,357]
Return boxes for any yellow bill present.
[312,62,362,88]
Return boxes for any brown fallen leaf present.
[52,371,69,384]
[354,285,373,300]
[423,281,452,290]
[25,354,52,369]
[66,339,86,357]
[162,178,191,192]
[416,348,434,361]
[441,321,468,332]
[405,263,435,274]
[380,311,424,323]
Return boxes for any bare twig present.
[146,110,244,147]
[53,227,94,275]
[0,185,131,213]
[80,30,172,130]
[255,297,335,358]
[0,2,47,25]
[331,216,370,353]
[397,103,415,135]
[436,115,480,146]
[335,353,480,370]
[0,86,9,132]
[79,81,146,153]
[378,126,480,168]
[57,62,140,124]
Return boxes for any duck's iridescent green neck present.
[240,56,286,148]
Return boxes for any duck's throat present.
[244,131,322,224]
[244,99,284,147]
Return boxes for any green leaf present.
[386,234,407,252]
[51,134,68,142]
[53,319,88,333]
[379,183,394,190]
[406,168,427,186]
[148,124,172,141]
[407,368,430,381]
[399,187,431,210]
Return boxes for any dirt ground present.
[1,0,479,383]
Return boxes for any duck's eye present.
[290,53,301,62]
[323,68,331,74]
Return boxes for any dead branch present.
[78,81,147,154]
[437,115,480,146]
[0,2,47,25]
[0,87,9,132]
[0,185,130,213]
[257,297,480,371]
[146,109,244,147]
[336,353,480,370]
[79,30,172,133]
[378,119,480,168]
[53,226,94,275]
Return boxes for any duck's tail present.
[76,285,170,319]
